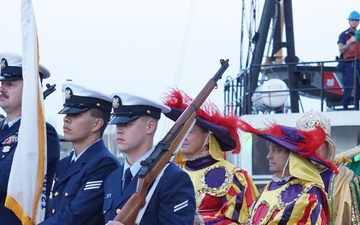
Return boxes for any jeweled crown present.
[296,109,331,136]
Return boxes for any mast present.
[244,0,299,114]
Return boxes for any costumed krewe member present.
[238,119,338,225]
[337,145,360,176]
[162,89,259,225]
[337,143,360,178]
[297,109,360,225]
[336,144,360,224]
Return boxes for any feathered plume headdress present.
[238,119,338,173]
[162,88,241,154]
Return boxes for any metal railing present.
[224,59,360,116]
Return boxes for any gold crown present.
[296,109,331,135]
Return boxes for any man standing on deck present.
[338,10,360,110]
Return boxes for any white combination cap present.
[109,92,170,124]
[0,52,50,81]
[59,83,112,114]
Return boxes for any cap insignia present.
[64,88,72,100]
[146,110,151,115]
[112,96,120,109]
[0,58,6,69]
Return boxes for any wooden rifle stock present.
[113,59,229,225]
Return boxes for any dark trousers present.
[341,62,360,107]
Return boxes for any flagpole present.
[4,0,47,224]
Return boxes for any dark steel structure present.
[224,0,357,116]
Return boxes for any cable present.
[173,0,197,86]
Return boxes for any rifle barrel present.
[113,59,229,225]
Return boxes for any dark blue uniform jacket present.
[103,162,196,225]
[39,139,119,225]
[0,120,60,225]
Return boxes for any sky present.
[0,0,358,141]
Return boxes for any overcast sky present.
[0,0,358,141]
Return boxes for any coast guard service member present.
[0,52,60,225]
[104,93,196,225]
[337,10,360,110]
[39,83,119,225]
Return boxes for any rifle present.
[43,83,56,100]
[113,59,229,225]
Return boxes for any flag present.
[5,0,47,224]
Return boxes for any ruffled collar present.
[272,174,292,183]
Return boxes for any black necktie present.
[123,168,132,190]
[2,124,8,131]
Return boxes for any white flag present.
[5,0,47,224]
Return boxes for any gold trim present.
[248,180,318,224]
[199,165,235,197]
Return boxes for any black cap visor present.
[58,107,90,115]
[109,115,140,125]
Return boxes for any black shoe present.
[343,105,348,110]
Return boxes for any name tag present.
[105,193,112,199]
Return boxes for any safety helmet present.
[348,11,360,20]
